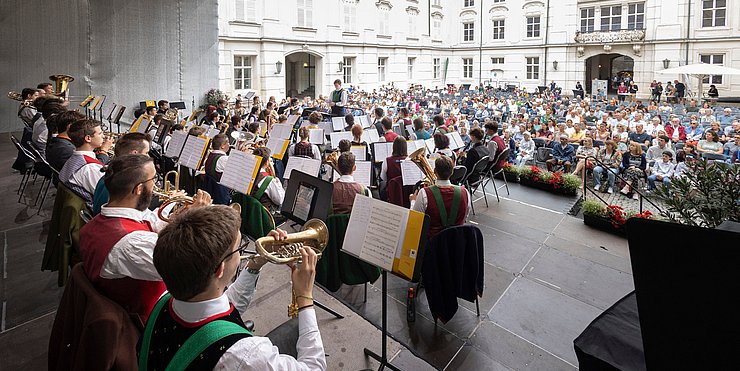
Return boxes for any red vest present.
[423,185,469,237]
[384,131,399,142]
[386,155,406,181]
[332,180,364,214]
[204,152,226,181]
[491,135,507,168]
[80,215,166,324]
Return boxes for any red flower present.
[533,177,539,182]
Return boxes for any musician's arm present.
[99,231,161,281]
[410,189,428,213]
[216,155,229,173]
[266,177,286,206]
[312,145,321,161]
[225,265,261,315]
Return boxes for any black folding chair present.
[483,148,511,202]
[449,165,467,185]
[462,156,490,215]
[10,135,36,203]
[534,147,553,168]
[26,142,58,214]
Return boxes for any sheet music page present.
[165,131,188,158]
[372,142,393,162]
[354,161,372,186]
[287,114,300,126]
[358,115,371,128]
[406,140,418,153]
[425,138,435,153]
[292,184,314,222]
[344,195,408,271]
[309,129,325,145]
[446,132,464,150]
[361,130,380,144]
[350,146,367,161]
[206,127,220,138]
[412,140,425,153]
[180,136,209,169]
[219,150,260,194]
[266,138,289,159]
[318,120,334,134]
[271,124,293,139]
[406,125,414,137]
[284,157,321,179]
[401,160,423,186]
[332,117,346,131]
[329,132,353,149]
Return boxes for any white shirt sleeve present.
[215,308,326,371]
[216,155,229,173]
[311,145,321,161]
[411,189,428,214]
[71,163,104,195]
[225,270,259,315]
[99,230,161,281]
[288,144,296,157]
[266,177,285,206]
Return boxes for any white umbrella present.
[656,63,740,100]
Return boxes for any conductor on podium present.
[329,79,348,117]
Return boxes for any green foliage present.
[582,200,606,217]
[561,173,582,192]
[652,159,740,228]
[204,89,228,108]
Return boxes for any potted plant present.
[204,89,228,108]
[582,200,654,236]
[495,163,520,182]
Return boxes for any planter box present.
[494,170,520,183]
[519,177,578,196]
[583,214,626,237]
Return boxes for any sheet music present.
[425,138,436,153]
[412,140,425,153]
[401,160,423,186]
[284,157,321,179]
[206,127,220,139]
[344,195,408,271]
[446,132,465,150]
[309,129,325,145]
[357,115,371,128]
[271,124,293,140]
[293,184,315,222]
[180,136,209,170]
[318,120,334,134]
[362,129,381,144]
[354,160,372,186]
[406,125,414,137]
[332,117,346,131]
[371,142,393,162]
[350,146,367,161]
[131,115,151,134]
[329,132,353,149]
[287,114,300,126]
[266,138,289,159]
[219,150,260,194]
[165,131,188,158]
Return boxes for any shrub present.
[582,200,606,217]
[561,173,582,192]
[204,89,228,108]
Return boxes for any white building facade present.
[218,0,739,100]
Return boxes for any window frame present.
[297,0,313,28]
[343,3,357,32]
[600,5,622,31]
[526,57,540,80]
[580,7,595,32]
[526,16,541,38]
[233,55,252,90]
[463,22,475,42]
[343,57,354,84]
[408,57,415,80]
[627,2,645,30]
[700,54,724,84]
[492,19,505,40]
[702,0,726,27]
[433,58,441,79]
[464,0,475,7]
[378,57,387,82]
[463,58,474,79]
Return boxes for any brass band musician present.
[411,156,471,237]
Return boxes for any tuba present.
[49,74,75,99]
[251,219,328,318]
[322,151,340,173]
[163,108,179,122]
[409,147,437,188]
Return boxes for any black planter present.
[583,214,626,236]
[519,177,578,196]
[495,171,520,183]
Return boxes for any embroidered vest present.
[293,141,314,158]
[204,152,226,181]
[332,180,366,214]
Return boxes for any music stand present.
[170,101,187,110]
[96,95,107,122]
[105,103,118,132]
[279,170,333,225]
[112,106,126,133]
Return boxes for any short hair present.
[37,82,52,90]
[433,115,445,127]
[338,140,351,152]
[189,126,206,137]
[298,126,310,140]
[40,97,66,120]
[333,79,342,85]
[68,119,101,147]
[21,88,36,100]
[413,117,424,131]
[104,154,154,201]
[381,116,393,130]
[345,114,355,127]
[470,127,484,141]
[706,130,720,142]
[154,206,241,300]
[350,124,363,139]
[170,124,184,133]
[374,107,384,118]
[46,109,83,134]
[433,132,450,149]
[434,156,454,180]
[392,136,407,157]
[211,134,229,150]
[309,111,322,124]
[145,106,156,114]
[153,114,163,125]
[662,150,673,159]
[337,152,356,175]
[157,100,168,107]
[484,122,498,132]
[114,132,150,157]
[658,135,670,142]
[247,122,260,133]
[231,115,242,126]
[278,114,288,123]
[605,140,617,150]
[253,146,271,169]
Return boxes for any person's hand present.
[101,136,114,151]
[189,190,212,208]
[290,247,318,307]
[410,189,419,202]
[268,228,288,241]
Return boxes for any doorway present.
[285,52,322,98]
[584,54,634,95]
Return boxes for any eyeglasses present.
[218,237,247,266]
[132,175,157,194]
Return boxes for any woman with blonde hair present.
[620,141,647,200]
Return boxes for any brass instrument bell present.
[49,74,75,98]
[409,147,437,187]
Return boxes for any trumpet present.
[249,219,328,318]
[323,150,340,173]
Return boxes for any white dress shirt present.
[256,175,285,206]
[70,150,105,196]
[98,206,167,281]
[211,149,230,173]
[288,142,322,161]
[411,180,472,221]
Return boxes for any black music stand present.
[105,103,118,132]
[96,95,107,122]
[361,215,430,371]
[170,101,187,110]
[112,106,126,133]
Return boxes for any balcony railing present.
[574,28,646,44]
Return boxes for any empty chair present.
[534,147,553,168]
[10,135,36,203]
[483,148,511,202]
[449,165,467,185]
[462,156,490,215]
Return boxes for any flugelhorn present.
[323,150,340,173]
[251,219,328,318]
[409,147,437,188]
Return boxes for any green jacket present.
[231,192,274,239]
[42,184,90,287]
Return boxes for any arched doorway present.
[584,54,634,95]
[285,52,322,99]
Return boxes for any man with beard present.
[79,154,212,324]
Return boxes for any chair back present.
[449,166,467,185]
[494,148,510,169]
[463,155,490,184]
[11,135,35,163]
[26,141,56,178]
[535,147,552,162]
[702,152,724,161]
[533,138,546,148]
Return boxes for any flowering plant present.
[605,205,627,229]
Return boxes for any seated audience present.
[647,151,675,191]
[546,135,575,173]
[593,140,621,193]
[620,142,647,200]
[571,137,597,178]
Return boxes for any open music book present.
[350,146,367,161]
[446,132,465,150]
[354,160,373,187]
[401,160,424,186]
[332,117,346,132]
[165,131,189,158]
[284,156,321,180]
[266,138,290,160]
[270,124,293,140]
[343,194,427,280]
[357,115,371,129]
[371,142,394,163]
[362,129,381,144]
[424,138,435,153]
[180,136,209,170]
[286,114,300,126]
[130,114,152,134]
[309,129,325,145]
[329,132,353,149]
[406,139,426,153]
[219,150,262,194]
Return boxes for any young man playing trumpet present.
[80,155,212,324]
[142,206,326,370]
[410,156,471,237]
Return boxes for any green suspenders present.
[429,185,462,227]
[253,176,273,199]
